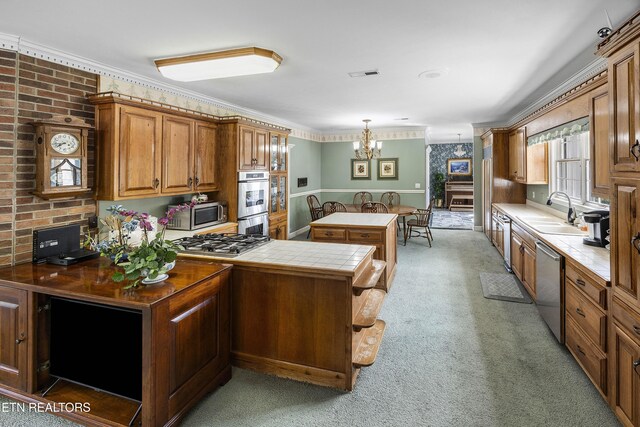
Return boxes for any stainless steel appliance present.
[166,201,227,231]
[582,210,610,247]
[173,233,271,257]
[238,212,269,236]
[535,240,564,343]
[497,213,512,272]
[238,171,269,219]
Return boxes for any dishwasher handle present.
[535,241,561,261]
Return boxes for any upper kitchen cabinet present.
[89,94,219,200]
[117,105,163,198]
[508,128,526,182]
[526,142,548,185]
[269,132,288,172]
[238,125,269,171]
[194,121,219,192]
[589,85,611,198]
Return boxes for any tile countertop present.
[494,203,610,282]
[180,240,375,276]
[311,212,397,227]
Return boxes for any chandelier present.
[352,119,382,160]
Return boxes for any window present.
[529,117,608,208]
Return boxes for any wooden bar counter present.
[181,240,388,391]
[309,212,397,291]
[0,258,232,427]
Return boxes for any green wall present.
[473,135,483,228]
[289,136,323,233]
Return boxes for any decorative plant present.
[433,172,446,207]
[88,202,196,289]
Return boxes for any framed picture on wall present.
[351,159,371,180]
[377,158,398,180]
[447,158,472,176]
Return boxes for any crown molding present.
[318,127,426,143]
[0,32,317,135]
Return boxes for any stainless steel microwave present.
[166,201,227,231]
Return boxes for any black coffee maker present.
[582,210,610,247]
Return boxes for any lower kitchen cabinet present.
[510,222,536,300]
[611,297,640,427]
[268,213,287,240]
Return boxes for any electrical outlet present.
[415,183,421,189]
[88,216,98,229]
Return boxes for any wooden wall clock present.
[30,115,93,199]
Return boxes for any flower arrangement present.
[88,201,196,289]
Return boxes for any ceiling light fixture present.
[418,67,449,79]
[353,119,382,160]
[154,47,282,82]
[597,9,614,38]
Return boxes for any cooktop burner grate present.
[173,233,271,257]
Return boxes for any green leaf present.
[112,271,125,282]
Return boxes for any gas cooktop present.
[173,233,271,257]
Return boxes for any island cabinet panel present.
[0,286,28,392]
[0,258,232,427]
[118,105,163,198]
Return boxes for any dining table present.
[344,204,417,245]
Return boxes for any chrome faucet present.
[546,191,577,225]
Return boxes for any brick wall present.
[0,49,97,267]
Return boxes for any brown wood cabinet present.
[490,207,504,256]
[118,105,163,198]
[481,130,526,243]
[509,128,526,182]
[238,125,268,171]
[526,142,548,185]
[217,120,290,222]
[510,222,536,300]
[89,95,219,200]
[590,84,611,198]
[608,41,640,174]
[0,259,232,427]
[0,285,28,392]
[611,178,640,308]
[611,297,640,426]
[269,132,288,240]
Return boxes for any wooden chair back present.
[322,201,347,216]
[361,201,389,213]
[306,194,323,221]
[353,191,373,205]
[380,191,400,207]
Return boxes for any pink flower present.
[158,217,169,226]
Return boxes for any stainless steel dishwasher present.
[535,240,564,343]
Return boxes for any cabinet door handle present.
[634,359,640,375]
[633,325,640,335]
[324,232,333,236]
[632,232,640,255]
[520,245,524,254]
[576,345,586,357]
[153,178,160,189]
[187,177,193,189]
[194,176,200,187]
[360,233,370,238]
[575,278,586,286]
[575,307,586,317]
[631,139,640,161]
[15,333,25,345]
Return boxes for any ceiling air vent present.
[348,69,380,77]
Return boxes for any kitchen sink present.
[530,224,587,236]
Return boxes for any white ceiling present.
[2,0,638,142]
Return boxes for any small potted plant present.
[433,172,446,208]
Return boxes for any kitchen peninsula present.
[0,258,232,427]
[180,239,388,391]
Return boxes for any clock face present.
[50,133,80,155]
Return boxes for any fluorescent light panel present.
[155,47,282,82]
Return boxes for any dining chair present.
[406,197,435,247]
[361,201,389,213]
[322,201,347,216]
[306,194,323,238]
[380,191,400,207]
[353,191,373,206]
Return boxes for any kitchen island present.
[309,212,397,291]
[0,258,232,427]
[181,239,388,391]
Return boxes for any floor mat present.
[479,272,532,304]
[430,209,473,230]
